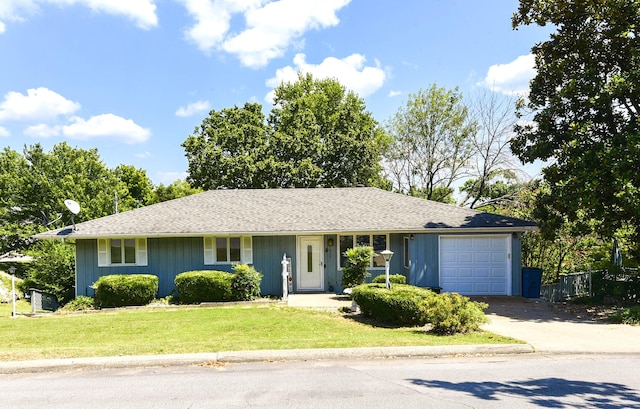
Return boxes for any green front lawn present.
[0,304,519,361]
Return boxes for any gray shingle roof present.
[35,187,536,239]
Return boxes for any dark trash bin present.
[522,267,543,298]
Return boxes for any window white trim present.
[97,238,148,267]
[337,233,389,270]
[203,236,253,265]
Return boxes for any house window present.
[338,234,388,269]
[204,236,252,265]
[404,236,410,269]
[110,239,136,264]
[97,238,148,267]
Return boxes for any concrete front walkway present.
[286,293,352,310]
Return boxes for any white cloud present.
[223,0,351,68]
[180,0,260,53]
[156,171,188,184]
[0,0,157,33]
[0,87,80,122]
[0,126,9,137]
[24,123,61,137]
[63,114,150,144]
[388,90,401,97]
[135,151,151,158]
[265,53,386,102]
[180,0,351,68]
[175,100,211,117]
[479,54,536,96]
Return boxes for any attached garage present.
[439,235,511,295]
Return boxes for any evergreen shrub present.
[422,292,488,334]
[371,274,407,285]
[174,270,233,303]
[351,284,436,326]
[352,283,489,334]
[231,264,263,301]
[61,295,96,311]
[93,274,158,308]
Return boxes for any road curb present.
[0,344,533,374]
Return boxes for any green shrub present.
[422,292,488,334]
[61,295,96,311]
[352,284,436,326]
[610,306,640,325]
[231,264,263,301]
[175,270,233,304]
[342,246,374,289]
[92,274,158,308]
[372,274,407,285]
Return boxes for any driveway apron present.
[476,296,640,354]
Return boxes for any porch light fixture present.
[380,249,394,289]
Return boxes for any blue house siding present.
[74,232,526,298]
[252,236,296,296]
[407,234,439,288]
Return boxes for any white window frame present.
[337,233,389,270]
[97,238,148,267]
[204,236,253,265]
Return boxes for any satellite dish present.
[64,199,80,231]
[64,199,81,215]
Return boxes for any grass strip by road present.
[0,302,520,361]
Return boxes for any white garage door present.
[439,236,511,295]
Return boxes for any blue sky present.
[0,0,549,185]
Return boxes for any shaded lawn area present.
[0,304,520,361]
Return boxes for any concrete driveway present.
[289,293,640,354]
[476,296,640,354]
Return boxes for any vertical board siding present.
[252,236,297,296]
[409,234,439,287]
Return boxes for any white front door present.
[298,236,324,291]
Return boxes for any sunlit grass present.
[0,304,520,361]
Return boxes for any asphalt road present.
[2,354,639,409]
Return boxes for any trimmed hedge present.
[92,274,158,308]
[175,270,233,303]
[351,283,488,334]
[352,284,436,326]
[372,274,407,285]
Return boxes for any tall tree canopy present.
[183,73,387,189]
[383,84,477,202]
[511,0,640,258]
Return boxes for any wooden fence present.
[540,271,593,303]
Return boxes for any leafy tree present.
[114,164,154,210]
[183,102,270,190]
[512,0,640,261]
[341,246,374,289]
[383,84,477,202]
[21,240,75,304]
[0,142,152,302]
[268,73,387,188]
[183,74,387,189]
[151,179,203,203]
